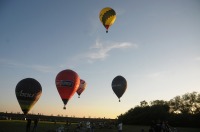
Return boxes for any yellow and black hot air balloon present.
[99,7,116,33]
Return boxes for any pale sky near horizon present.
[0,0,200,119]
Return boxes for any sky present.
[0,0,200,119]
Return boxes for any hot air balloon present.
[15,78,42,115]
[76,79,87,98]
[55,69,80,109]
[99,7,116,33]
[111,75,127,102]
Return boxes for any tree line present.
[117,91,200,128]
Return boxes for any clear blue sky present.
[0,0,200,119]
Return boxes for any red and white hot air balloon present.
[76,79,87,98]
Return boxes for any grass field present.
[0,120,200,132]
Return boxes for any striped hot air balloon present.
[99,7,116,33]
[76,79,87,98]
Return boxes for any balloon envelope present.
[15,78,42,115]
[76,79,87,98]
[111,75,127,102]
[55,69,80,109]
[99,7,116,33]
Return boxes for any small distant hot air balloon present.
[76,79,87,98]
[99,7,116,33]
[15,78,42,115]
[111,75,127,102]
[55,69,80,109]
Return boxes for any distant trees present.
[118,91,200,127]
[169,92,200,114]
